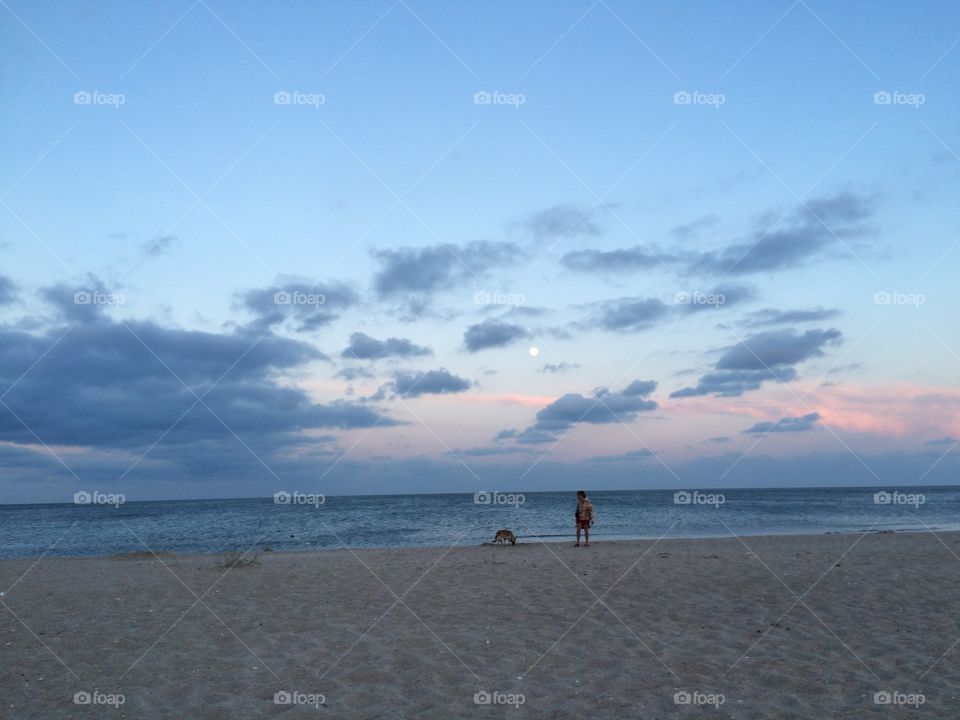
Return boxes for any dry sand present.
[3,531,960,719]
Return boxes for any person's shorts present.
[576,520,591,529]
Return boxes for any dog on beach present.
[493,529,517,545]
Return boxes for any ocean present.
[1,486,957,559]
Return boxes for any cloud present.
[589,297,671,332]
[671,214,720,239]
[743,307,842,327]
[493,427,558,444]
[514,428,560,444]
[803,192,875,223]
[715,328,842,371]
[0,292,397,453]
[501,380,659,444]
[562,192,875,280]
[240,278,358,331]
[743,412,822,434]
[372,241,521,309]
[520,203,606,241]
[683,191,876,275]
[587,448,655,462]
[671,369,799,398]
[686,229,820,275]
[341,332,431,360]
[800,381,960,438]
[451,392,553,408]
[534,386,658,430]
[924,436,957,446]
[335,366,377,381]
[560,246,664,273]
[463,320,531,352]
[392,368,471,397]
[673,284,756,314]
[622,380,658,396]
[705,436,731,444]
[585,285,754,332]
[0,276,18,305]
[448,445,536,457]
[140,235,177,258]
[486,305,550,319]
[41,278,124,324]
[671,328,842,397]
[828,362,863,375]
[539,362,580,374]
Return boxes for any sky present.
[1,0,959,502]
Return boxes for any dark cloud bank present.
[0,282,399,492]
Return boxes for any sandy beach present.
[3,530,959,718]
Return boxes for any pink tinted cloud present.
[667,381,960,440]
[807,382,960,438]
[433,392,554,408]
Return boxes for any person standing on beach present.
[575,490,595,547]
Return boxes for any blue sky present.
[1,0,959,502]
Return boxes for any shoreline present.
[4,524,959,562]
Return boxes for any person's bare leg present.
[584,526,590,546]
[575,526,581,546]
